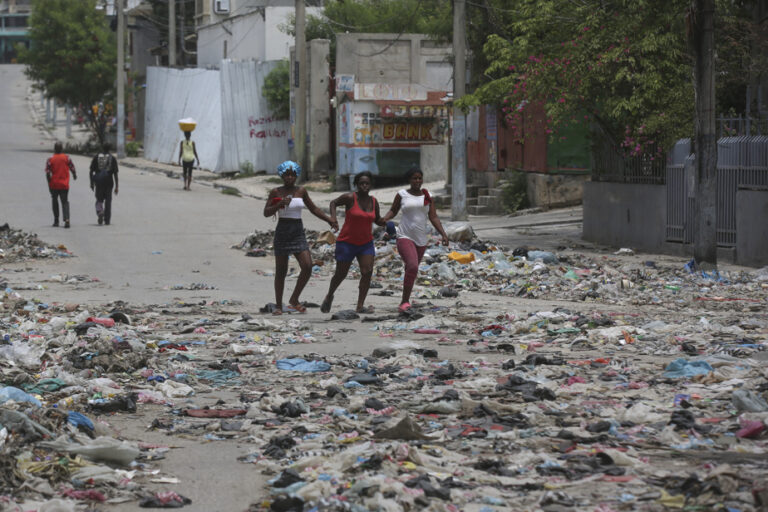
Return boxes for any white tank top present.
[279,197,305,219]
[396,189,429,246]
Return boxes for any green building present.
[0,0,31,64]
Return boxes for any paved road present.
[0,65,332,307]
[1,64,594,310]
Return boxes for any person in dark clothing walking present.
[45,141,77,228]
[89,143,119,225]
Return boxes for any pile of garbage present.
[1,226,768,511]
[0,223,72,263]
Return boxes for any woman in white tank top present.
[381,167,449,313]
[263,161,338,315]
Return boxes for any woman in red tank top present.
[321,172,385,314]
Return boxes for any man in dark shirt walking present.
[89,143,119,225]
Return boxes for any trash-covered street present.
[2,220,767,512]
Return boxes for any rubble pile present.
[1,227,767,511]
[0,224,72,264]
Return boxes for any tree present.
[263,60,290,120]
[459,0,695,153]
[18,0,116,145]
[283,0,452,67]
[458,0,761,153]
[689,0,717,268]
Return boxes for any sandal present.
[320,295,333,313]
[272,308,283,315]
[398,302,411,313]
[356,305,375,314]
[285,303,307,313]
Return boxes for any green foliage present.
[220,186,241,197]
[460,0,765,153]
[238,160,255,177]
[263,60,290,120]
[18,0,116,144]
[499,171,529,213]
[63,139,101,156]
[125,141,141,157]
[284,0,452,66]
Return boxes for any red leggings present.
[396,238,426,289]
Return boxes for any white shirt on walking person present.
[395,189,429,246]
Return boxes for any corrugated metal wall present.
[218,60,290,174]
[665,136,768,247]
[144,61,289,174]
[144,67,222,170]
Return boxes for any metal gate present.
[666,136,768,247]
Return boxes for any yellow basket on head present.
[178,118,197,132]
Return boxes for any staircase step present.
[478,195,499,206]
[468,205,493,215]
[478,187,504,197]
[432,194,451,208]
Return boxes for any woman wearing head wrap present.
[263,161,338,315]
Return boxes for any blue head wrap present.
[277,160,301,177]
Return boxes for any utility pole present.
[295,0,307,178]
[690,0,717,267]
[180,0,185,67]
[169,0,176,66]
[66,105,72,138]
[451,0,467,220]
[117,0,125,157]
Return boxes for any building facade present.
[0,0,31,64]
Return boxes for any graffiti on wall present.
[248,115,287,139]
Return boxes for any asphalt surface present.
[0,64,595,310]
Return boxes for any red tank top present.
[337,193,376,245]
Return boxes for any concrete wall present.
[736,188,768,267]
[582,181,667,252]
[308,39,331,174]
[196,4,321,68]
[527,172,590,208]
[197,13,265,67]
[420,144,449,183]
[336,33,452,89]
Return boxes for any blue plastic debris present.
[663,358,713,379]
[276,358,331,372]
[67,411,94,431]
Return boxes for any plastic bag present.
[443,221,474,242]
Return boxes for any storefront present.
[337,86,450,182]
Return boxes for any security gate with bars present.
[665,136,768,247]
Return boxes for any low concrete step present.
[445,183,482,197]
[432,194,451,209]
[478,187,504,197]
[466,197,479,207]
[468,205,496,215]
[476,195,498,207]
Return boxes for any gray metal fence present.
[665,136,768,247]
